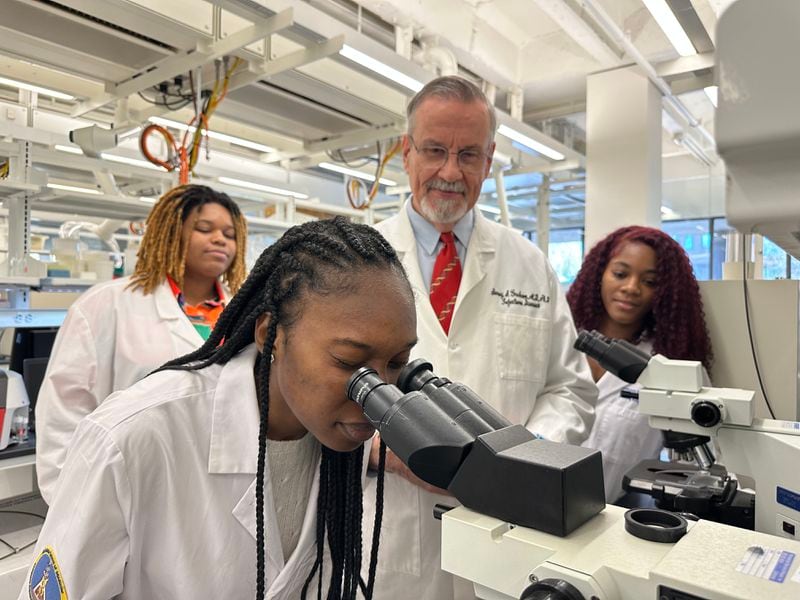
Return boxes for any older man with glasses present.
[362,75,598,600]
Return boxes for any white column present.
[584,66,662,252]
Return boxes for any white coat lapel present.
[389,209,447,344]
[454,210,495,313]
[221,347,284,578]
[266,463,322,597]
[232,477,285,578]
[153,279,204,348]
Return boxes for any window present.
[548,228,584,284]
[662,219,711,280]
[522,228,584,284]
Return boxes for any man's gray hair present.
[406,76,497,138]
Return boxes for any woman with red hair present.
[567,225,713,502]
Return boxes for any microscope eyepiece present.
[346,367,383,408]
[397,359,437,393]
[574,330,650,383]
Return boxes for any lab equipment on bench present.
[440,502,800,600]
[349,357,800,599]
[575,330,800,541]
[0,369,29,451]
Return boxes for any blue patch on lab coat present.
[29,546,68,600]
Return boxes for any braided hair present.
[158,216,406,599]
[129,184,247,295]
[567,225,713,368]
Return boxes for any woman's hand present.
[368,435,452,496]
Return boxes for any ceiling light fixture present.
[55,145,162,170]
[0,76,75,100]
[54,144,83,155]
[46,183,102,195]
[339,45,424,93]
[101,153,162,170]
[218,176,309,199]
[641,0,696,57]
[148,117,275,153]
[704,85,718,107]
[497,125,565,161]
[317,162,398,186]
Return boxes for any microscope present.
[348,354,800,600]
[575,330,800,541]
[347,359,606,536]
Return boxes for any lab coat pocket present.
[493,313,551,383]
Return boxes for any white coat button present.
[449,342,459,351]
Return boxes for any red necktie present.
[430,232,462,334]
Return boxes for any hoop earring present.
[270,353,275,364]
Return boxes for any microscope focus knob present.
[520,578,585,600]
[691,401,722,428]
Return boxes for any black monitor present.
[9,328,57,376]
[22,357,50,433]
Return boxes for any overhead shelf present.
[38,277,100,291]
[0,276,42,288]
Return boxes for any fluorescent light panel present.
[339,45,424,93]
[218,176,309,199]
[47,183,102,195]
[54,144,83,155]
[0,76,75,100]
[497,125,565,161]
[704,85,718,107]
[642,0,696,57]
[148,117,274,153]
[101,153,162,170]
[317,162,397,186]
[55,145,162,170]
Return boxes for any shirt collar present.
[406,200,475,257]
[166,275,224,307]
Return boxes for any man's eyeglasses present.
[408,137,489,174]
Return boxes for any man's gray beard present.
[418,193,469,225]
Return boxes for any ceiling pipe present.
[417,37,459,77]
[578,0,716,150]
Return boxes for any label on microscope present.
[777,486,800,512]
[736,546,795,583]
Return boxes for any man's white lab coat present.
[362,205,597,600]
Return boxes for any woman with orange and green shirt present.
[36,184,247,504]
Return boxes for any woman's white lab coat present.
[21,345,344,600]
[362,206,597,600]
[35,277,230,504]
